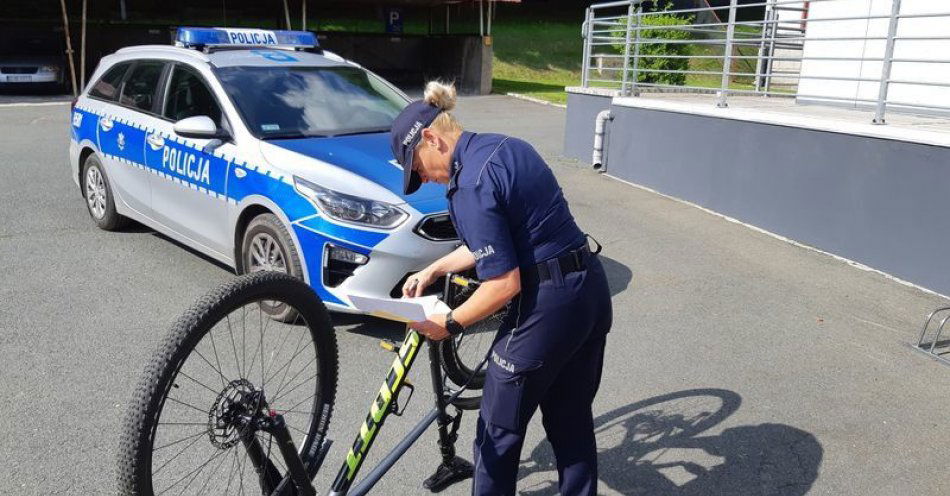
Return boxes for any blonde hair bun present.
[424,81,457,112]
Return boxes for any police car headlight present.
[294,176,408,229]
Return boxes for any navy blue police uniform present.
[389,99,612,495]
[447,132,612,496]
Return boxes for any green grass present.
[490,20,781,104]
[490,19,583,104]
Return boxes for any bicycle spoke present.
[243,303,271,388]
[165,396,212,417]
[264,329,309,389]
[223,449,238,495]
[195,446,231,495]
[176,369,221,397]
[241,305,248,385]
[276,391,318,415]
[226,314,244,380]
[156,448,228,496]
[153,429,208,452]
[261,316,295,385]
[270,361,316,405]
[153,430,209,475]
[207,329,228,389]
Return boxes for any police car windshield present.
[215,65,407,139]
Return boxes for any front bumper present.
[291,212,458,313]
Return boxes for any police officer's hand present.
[410,314,450,341]
[402,269,438,298]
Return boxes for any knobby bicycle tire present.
[117,272,339,496]
[439,274,507,391]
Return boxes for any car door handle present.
[99,117,113,132]
[234,167,247,179]
[147,133,165,150]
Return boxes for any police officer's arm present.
[402,245,475,297]
[410,163,521,340]
[450,267,520,328]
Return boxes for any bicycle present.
[118,270,502,495]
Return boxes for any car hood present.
[264,132,448,205]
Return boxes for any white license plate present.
[7,75,31,82]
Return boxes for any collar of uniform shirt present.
[447,131,475,197]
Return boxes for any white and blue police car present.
[69,27,458,318]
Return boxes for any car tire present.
[82,153,129,231]
[240,213,304,322]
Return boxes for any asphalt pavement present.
[1,95,949,495]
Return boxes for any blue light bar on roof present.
[175,27,318,49]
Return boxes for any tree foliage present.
[611,2,694,86]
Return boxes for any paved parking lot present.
[1,95,949,495]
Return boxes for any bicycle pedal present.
[379,339,398,353]
[423,456,474,492]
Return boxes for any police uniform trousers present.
[472,253,612,496]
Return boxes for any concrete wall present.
[798,0,950,111]
[312,33,494,95]
[563,89,614,163]
[599,102,950,295]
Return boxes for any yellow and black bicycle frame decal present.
[331,328,422,491]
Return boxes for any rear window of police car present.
[89,62,131,101]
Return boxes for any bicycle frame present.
[256,276,481,495]
[259,328,472,496]
[329,328,425,495]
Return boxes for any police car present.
[69,27,458,317]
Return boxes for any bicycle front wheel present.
[118,272,338,496]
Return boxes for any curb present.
[504,92,567,109]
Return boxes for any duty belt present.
[522,244,592,285]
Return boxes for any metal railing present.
[580,0,950,125]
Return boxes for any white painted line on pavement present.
[602,172,950,302]
[505,92,567,109]
[0,101,71,108]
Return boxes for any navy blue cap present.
[390,100,442,195]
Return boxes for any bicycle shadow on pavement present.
[517,389,823,496]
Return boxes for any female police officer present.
[392,82,612,496]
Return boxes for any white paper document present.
[348,294,451,323]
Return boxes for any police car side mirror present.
[173,116,230,141]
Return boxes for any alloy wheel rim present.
[248,233,287,274]
[85,167,107,219]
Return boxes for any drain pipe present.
[592,109,612,172]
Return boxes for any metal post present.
[764,2,779,95]
[753,0,773,94]
[873,0,902,125]
[630,4,642,96]
[80,0,86,91]
[59,0,77,97]
[718,0,739,108]
[581,7,592,87]
[479,0,484,37]
[620,2,635,95]
[302,0,306,30]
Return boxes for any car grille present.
[414,214,458,241]
[1,67,38,74]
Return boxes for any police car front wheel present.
[82,154,128,231]
[240,213,304,322]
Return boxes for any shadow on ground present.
[600,255,633,297]
[518,389,823,496]
[333,313,405,340]
[492,79,567,95]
